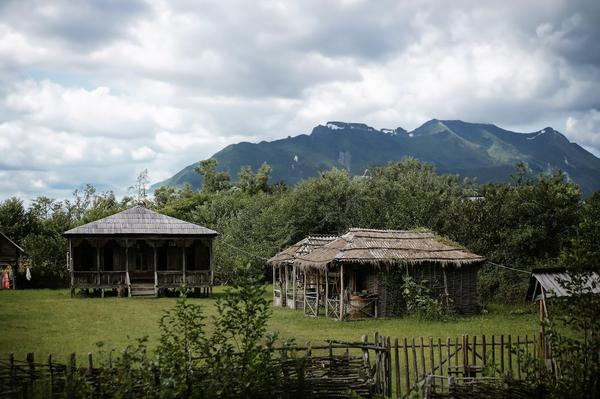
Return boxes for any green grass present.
[0,287,538,362]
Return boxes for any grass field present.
[0,287,539,362]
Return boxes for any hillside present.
[151,120,600,195]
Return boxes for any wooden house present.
[64,206,218,298]
[0,232,24,289]
[269,228,485,320]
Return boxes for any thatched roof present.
[268,235,337,266]
[64,206,218,237]
[294,228,484,269]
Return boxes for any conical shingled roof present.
[294,228,484,269]
[64,206,218,236]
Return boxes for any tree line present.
[1,158,598,302]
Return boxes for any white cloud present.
[0,0,598,200]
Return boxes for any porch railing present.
[156,270,211,287]
[72,271,127,287]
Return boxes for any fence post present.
[27,352,35,397]
[386,336,392,398]
[394,338,401,399]
[419,337,426,379]
[411,338,418,385]
[87,352,93,376]
[472,335,477,367]
[9,353,15,393]
[48,354,54,397]
[403,337,410,394]
[492,335,496,375]
[482,335,487,368]
[508,335,513,377]
[362,335,369,368]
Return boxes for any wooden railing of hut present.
[2,333,546,398]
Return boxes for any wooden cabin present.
[64,206,218,298]
[269,228,485,320]
[0,232,24,289]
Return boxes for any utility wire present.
[219,240,269,261]
[486,261,530,274]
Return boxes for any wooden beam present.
[272,265,276,305]
[284,264,288,307]
[325,268,329,318]
[303,268,307,314]
[292,264,297,310]
[182,246,186,286]
[315,270,320,316]
[340,264,344,321]
[69,239,74,298]
[125,239,130,297]
[154,246,158,297]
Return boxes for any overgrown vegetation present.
[1,158,598,302]
[55,278,280,398]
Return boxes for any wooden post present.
[69,239,74,297]
[386,336,392,397]
[315,270,320,316]
[284,264,288,307]
[500,335,505,373]
[420,336,426,378]
[472,335,477,366]
[462,335,467,375]
[508,335,513,377]
[325,268,329,318]
[292,264,297,310]
[482,335,487,367]
[209,238,214,289]
[404,338,410,392]
[154,245,158,297]
[362,335,370,368]
[411,338,418,383]
[446,337,451,376]
[339,264,344,321]
[125,239,130,297]
[88,352,94,375]
[272,265,276,305]
[394,338,401,399]
[437,338,443,390]
[492,335,496,374]
[303,268,307,314]
[429,337,435,388]
[517,336,521,379]
[48,354,54,396]
[96,241,101,286]
[182,245,186,286]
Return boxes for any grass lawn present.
[0,286,539,362]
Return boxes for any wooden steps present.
[130,283,156,298]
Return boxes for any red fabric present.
[1,272,9,289]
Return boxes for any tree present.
[195,159,231,193]
[129,169,150,206]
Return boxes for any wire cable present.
[486,261,530,274]
[219,240,269,261]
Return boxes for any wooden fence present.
[1,333,541,399]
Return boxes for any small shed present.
[0,232,24,289]
[64,206,218,298]
[269,228,485,320]
[527,268,600,360]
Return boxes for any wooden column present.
[182,245,186,286]
[292,264,297,309]
[69,239,74,297]
[209,239,214,290]
[284,264,289,307]
[325,268,329,318]
[339,264,344,321]
[153,245,158,297]
[125,239,130,297]
[272,265,276,305]
[303,268,307,313]
[96,241,101,287]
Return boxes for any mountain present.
[151,120,600,196]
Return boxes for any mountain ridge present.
[151,119,600,195]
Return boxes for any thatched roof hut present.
[269,228,485,320]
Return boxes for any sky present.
[1,0,599,201]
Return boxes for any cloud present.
[0,0,599,200]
